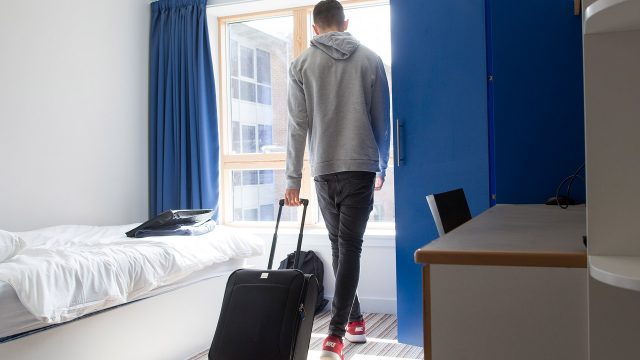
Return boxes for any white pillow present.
[0,230,26,263]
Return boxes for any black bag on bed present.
[125,209,213,238]
[208,199,318,360]
[278,250,328,315]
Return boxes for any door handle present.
[396,119,403,167]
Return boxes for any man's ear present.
[312,24,320,36]
[342,19,349,31]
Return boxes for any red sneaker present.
[320,335,344,360]
[345,319,367,343]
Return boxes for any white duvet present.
[0,224,264,324]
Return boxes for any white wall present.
[0,0,150,231]
[208,0,257,5]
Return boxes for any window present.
[231,169,297,222]
[256,49,272,85]
[229,38,273,106]
[258,125,273,151]
[218,2,393,225]
[343,3,394,223]
[240,46,255,78]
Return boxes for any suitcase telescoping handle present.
[267,198,309,270]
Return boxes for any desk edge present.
[415,249,587,268]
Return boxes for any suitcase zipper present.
[290,274,308,360]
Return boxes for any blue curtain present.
[149,0,219,218]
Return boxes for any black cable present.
[555,164,585,209]
[555,175,574,208]
[567,164,585,206]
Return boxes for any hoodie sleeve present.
[370,57,391,179]
[285,64,308,189]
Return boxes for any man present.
[284,1,390,359]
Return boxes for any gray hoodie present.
[286,32,391,189]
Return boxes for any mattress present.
[0,257,245,340]
[0,223,266,342]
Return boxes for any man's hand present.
[375,175,385,191]
[285,188,302,206]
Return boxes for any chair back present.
[426,188,472,236]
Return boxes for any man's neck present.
[318,28,343,35]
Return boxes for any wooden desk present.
[415,205,588,360]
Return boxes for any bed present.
[0,224,264,360]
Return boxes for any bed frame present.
[0,273,229,360]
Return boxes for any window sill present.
[223,222,393,235]
[220,222,396,246]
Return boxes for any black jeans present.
[314,171,375,338]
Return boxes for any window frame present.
[217,0,392,228]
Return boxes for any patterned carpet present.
[190,312,424,360]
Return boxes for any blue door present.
[487,0,584,204]
[391,0,490,346]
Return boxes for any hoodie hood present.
[310,32,360,60]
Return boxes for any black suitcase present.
[209,199,319,360]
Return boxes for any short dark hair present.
[313,0,345,29]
